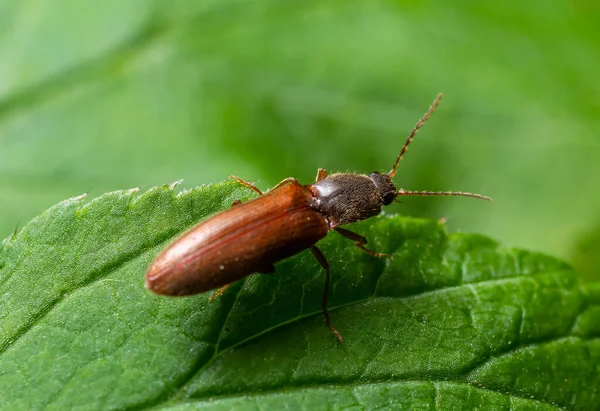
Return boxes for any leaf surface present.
[0,182,597,410]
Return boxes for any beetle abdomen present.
[146,182,329,296]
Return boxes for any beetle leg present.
[315,168,328,182]
[335,227,391,258]
[230,199,243,207]
[270,177,301,191]
[310,245,343,344]
[209,264,275,301]
[209,283,231,301]
[229,175,264,195]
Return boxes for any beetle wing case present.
[146,181,329,296]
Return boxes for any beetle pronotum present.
[146,93,490,343]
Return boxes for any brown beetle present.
[146,93,490,343]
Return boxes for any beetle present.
[145,93,490,343]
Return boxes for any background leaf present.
[0,182,598,410]
[1,0,600,281]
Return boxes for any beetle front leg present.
[335,227,391,258]
[209,284,231,301]
[310,245,343,344]
[315,168,328,182]
[229,175,264,195]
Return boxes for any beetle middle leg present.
[229,175,264,195]
[209,264,276,301]
[311,245,343,344]
[335,227,391,258]
[209,284,230,301]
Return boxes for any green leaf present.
[0,182,598,410]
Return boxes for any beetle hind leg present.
[335,227,391,258]
[311,245,343,344]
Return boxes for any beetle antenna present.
[388,93,443,178]
[396,189,491,201]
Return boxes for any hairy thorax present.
[309,173,385,228]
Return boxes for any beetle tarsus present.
[335,227,391,258]
[355,244,392,258]
[311,245,344,344]
[230,175,264,195]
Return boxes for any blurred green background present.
[1,0,599,280]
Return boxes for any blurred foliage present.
[1,0,599,279]
[572,221,600,282]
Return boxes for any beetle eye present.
[382,191,396,205]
